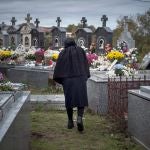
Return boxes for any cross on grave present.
[56,17,61,27]
[101,15,108,27]
[34,18,40,28]
[25,13,32,23]
[11,17,17,26]
[1,22,5,29]
[123,16,129,31]
[81,17,87,28]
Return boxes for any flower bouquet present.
[35,48,45,64]
[106,50,124,62]
[86,53,98,66]
[0,49,13,62]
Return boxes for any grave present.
[87,71,150,114]
[51,17,66,48]
[6,66,54,88]
[0,64,15,77]
[94,15,113,54]
[75,17,93,49]
[128,86,150,150]
[0,22,9,48]
[20,13,44,49]
[7,17,21,50]
[117,16,135,49]
[0,85,30,150]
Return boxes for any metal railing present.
[108,75,150,120]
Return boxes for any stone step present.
[140,86,150,94]
[30,94,65,110]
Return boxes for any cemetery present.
[0,12,150,150]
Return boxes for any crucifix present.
[1,22,5,29]
[34,18,40,28]
[101,15,108,27]
[25,13,32,23]
[81,17,87,28]
[11,17,17,26]
[56,17,61,27]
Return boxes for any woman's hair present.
[64,38,76,48]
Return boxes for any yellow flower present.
[107,50,124,61]
[52,53,59,61]
[0,50,13,59]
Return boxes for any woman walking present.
[53,38,90,132]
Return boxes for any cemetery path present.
[30,100,144,150]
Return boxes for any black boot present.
[77,116,84,132]
[68,120,74,129]
[66,108,74,129]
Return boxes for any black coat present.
[53,41,90,108]
[53,46,90,84]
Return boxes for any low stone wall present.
[87,74,108,114]
[128,86,150,150]
[0,91,30,150]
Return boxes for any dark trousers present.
[66,107,84,121]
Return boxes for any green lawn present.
[31,109,144,150]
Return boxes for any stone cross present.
[11,17,17,26]
[56,17,61,27]
[34,18,40,28]
[101,15,108,27]
[123,16,129,31]
[25,13,32,23]
[81,17,87,28]
[1,22,5,29]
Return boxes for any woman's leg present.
[66,107,74,129]
[77,107,84,117]
[77,107,84,132]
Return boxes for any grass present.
[30,109,144,150]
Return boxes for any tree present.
[66,24,78,37]
[113,9,150,62]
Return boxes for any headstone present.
[117,16,135,49]
[75,17,93,48]
[7,17,21,50]
[140,52,150,70]
[20,14,44,49]
[94,15,113,54]
[0,22,9,48]
[51,17,66,48]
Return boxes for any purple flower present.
[86,53,98,65]
[0,72,4,82]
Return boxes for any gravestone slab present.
[0,91,30,150]
[7,66,52,88]
[128,86,150,150]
